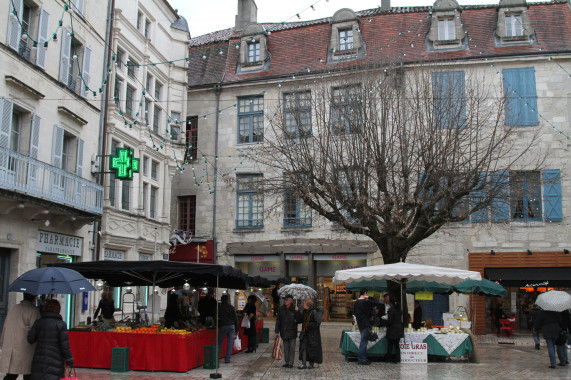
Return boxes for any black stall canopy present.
[485,267,571,287]
[50,260,250,290]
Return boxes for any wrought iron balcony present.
[0,147,103,215]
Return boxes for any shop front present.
[36,230,83,326]
[468,250,571,334]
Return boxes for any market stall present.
[53,261,264,374]
[339,328,473,360]
[68,319,264,372]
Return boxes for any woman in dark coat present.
[242,295,257,353]
[385,296,404,363]
[27,299,73,380]
[297,298,323,369]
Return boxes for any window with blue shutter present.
[502,67,538,126]
[510,171,541,221]
[543,169,562,222]
[470,172,488,222]
[432,71,466,129]
[491,171,510,222]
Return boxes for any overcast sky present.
[167,0,544,38]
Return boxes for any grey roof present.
[171,15,189,32]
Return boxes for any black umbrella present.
[247,275,271,288]
[8,267,95,295]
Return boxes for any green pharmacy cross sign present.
[109,147,140,180]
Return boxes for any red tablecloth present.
[68,319,264,372]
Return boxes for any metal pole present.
[154,228,157,257]
[197,243,200,263]
[210,274,222,379]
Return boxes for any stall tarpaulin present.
[50,260,248,289]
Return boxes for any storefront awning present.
[485,267,571,287]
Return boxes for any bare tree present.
[250,64,543,278]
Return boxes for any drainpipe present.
[94,0,115,262]
[212,84,221,263]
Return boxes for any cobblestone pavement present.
[11,321,571,380]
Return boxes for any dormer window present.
[495,0,535,46]
[426,1,466,51]
[505,14,523,37]
[339,29,354,51]
[247,41,260,63]
[237,24,269,74]
[438,18,455,41]
[327,9,364,63]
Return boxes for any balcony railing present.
[0,147,103,215]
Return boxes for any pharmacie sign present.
[37,231,83,256]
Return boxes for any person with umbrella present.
[0,293,41,380]
[297,298,322,369]
[536,308,566,368]
[275,294,301,368]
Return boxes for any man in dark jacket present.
[275,294,300,368]
[198,289,217,326]
[536,309,566,368]
[352,288,379,365]
[529,304,542,349]
[217,294,239,363]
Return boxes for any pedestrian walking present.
[0,293,41,380]
[275,294,300,368]
[27,299,73,380]
[528,304,542,350]
[217,294,239,364]
[536,309,566,368]
[385,295,404,363]
[297,298,323,369]
[560,309,569,365]
[352,288,379,365]
[242,295,257,353]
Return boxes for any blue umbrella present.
[7,267,96,295]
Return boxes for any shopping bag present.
[60,364,78,380]
[233,335,242,351]
[241,316,250,329]
[272,336,283,360]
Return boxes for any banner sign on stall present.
[400,342,427,363]
[415,291,433,301]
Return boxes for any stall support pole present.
[210,274,222,379]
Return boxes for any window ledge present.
[434,39,461,47]
[243,61,263,67]
[281,226,313,233]
[334,48,358,56]
[233,227,265,234]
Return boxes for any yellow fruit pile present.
[114,326,132,332]
[157,328,191,335]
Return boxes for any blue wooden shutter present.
[543,169,562,222]
[520,67,538,126]
[491,171,510,222]
[470,172,488,222]
[433,72,449,129]
[503,68,538,126]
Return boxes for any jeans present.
[533,331,540,345]
[545,338,566,367]
[217,324,235,363]
[282,337,296,366]
[358,327,370,363]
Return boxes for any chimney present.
[235,0,258,32]
[380,0,390,11]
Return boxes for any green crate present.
[111,347,129,372]
[261,328,270,343]
[203,345,219,369]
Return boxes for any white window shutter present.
[80,47,91,98]
[59,28,72,83]
[36,8,50,69]
[7,0,23,51]
[28,114,41,188]
[73,0,85,15]
[51,125,64,168]
[76,138,84,176]
[0,98,13,148]
[447,20,455,40]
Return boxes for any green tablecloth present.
[339,330,473,359]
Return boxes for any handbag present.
[555,330,567,346]
[60,364,78,380]
[241,315,250,329]
[367,331,379,341]
[272,336,283,360]
[233,335,242,351]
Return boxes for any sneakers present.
[358,360,371,365]
[298,364,307,369]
